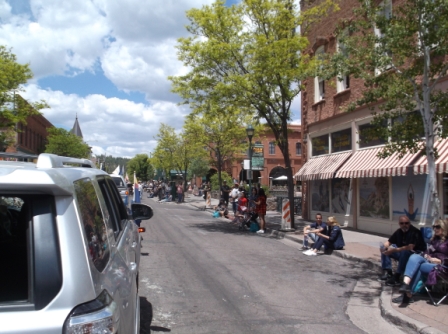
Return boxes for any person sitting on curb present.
[378,215,427,287]
[231,191,248,224]
[213,199,229,218]
[303,216,345,256]
[393,219,448,305]
[301,213,326,251]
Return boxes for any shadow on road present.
[140,297,171,333]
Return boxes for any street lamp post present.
[246,124,254,192]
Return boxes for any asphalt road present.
[137,198,374,334]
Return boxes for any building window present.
[269,142,275,155]
[359,123,387,148]
[314,46,325,102]
[311,134,329,156]
[296,143,302,156]
[336,30,350,92]
[374,0,393,75]
[331,129,351,153]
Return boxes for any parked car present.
[109,174,129,206]
[0,153,153,334]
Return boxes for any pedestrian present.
[177,182,184,203]
[301,213,327,251]
[230,182,239,216]
[221,180,231,207]
[303,216,345,256]
[203,181,210,203]
[393,219,448,305]
[255,188,267,234]
[248,187,258,213]
[378,215,427,286]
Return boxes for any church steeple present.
[70,113,83,138]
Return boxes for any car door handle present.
[131,241,137,248]
[129,262,137,272]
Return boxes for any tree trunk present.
[278,128,295,229]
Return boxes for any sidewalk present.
[152,194,448,333]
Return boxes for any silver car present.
[0,153,152,334]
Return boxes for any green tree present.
[170,0,337,228]
[0,46,48,150]
[152,124,198,190]
[327,0,448,222]
[210,171,232,191]
[127,154,154,182]
[187,156,210,180]
[183,105,254,191]
[45,127,91,158]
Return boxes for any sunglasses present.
[433,225,442,230]
[399,222,410,225]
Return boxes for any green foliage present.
[127,154,154,182]
[169,0,338,226]
[210,171,232,191]
[0,46,49,148]
[328,0,448,157]
[45,127,91,158]
[94,154,130,174]
[187,156,210,179]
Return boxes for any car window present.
[111,176,125,188]
[106,178,129,229]
[97,177,124,236]
[0,195,61,310]
[74,179,110,272]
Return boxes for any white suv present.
[0,153,152,334]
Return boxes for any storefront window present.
[331,178,351,214]
[311,180,330,212]
[331,129,351,153]
[359,177,390,219]
[311,135,329,156]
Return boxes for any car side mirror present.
[131,204,153,220]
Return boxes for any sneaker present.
[256,229,265,234]
[302,249,312,255]
[385,276,400,287]
[300,246,310,251]
[306,251,317,256]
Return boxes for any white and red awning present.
[413,139,448,174]
[335,147,418,179]
[294,152,351,181]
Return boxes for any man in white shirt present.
[230,183,240,216]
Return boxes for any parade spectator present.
[237,191,248,213]
[213,199,229,218]
[230,182,240,216]
[301,213,327,251]
[378,215,426,286]
[203,182,210,203]
[177,183,184,203]
[393,219,448,304]
[248,187,258,213]
[255,188,267,234]
[303,216,345,256]
[221,180,231,207]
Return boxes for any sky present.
[0,0,300,158]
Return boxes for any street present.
[137,197,384,334]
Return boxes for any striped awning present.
[335,147,418,179]
[294,152,351,181]
[414,139,448,174]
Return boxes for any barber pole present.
[280,198,295,231]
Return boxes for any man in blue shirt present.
[301,213,327,251]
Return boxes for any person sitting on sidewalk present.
[303,216,345,256]
[379,215,427,286]
[301,213,326,251]
[213,199,229,218]
[393,219,448,305]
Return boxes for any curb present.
[269,230,444,334]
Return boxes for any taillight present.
[138,227,146,233]
[125,190,129,195]
[63,290,119,334]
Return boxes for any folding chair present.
[425,259,448,306]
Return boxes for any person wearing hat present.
[221,180,231,207]
[230,182,240,216]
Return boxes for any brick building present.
[3,95,53,155]
[296,0,448,234]
[221,124,302,189]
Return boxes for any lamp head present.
[246,124,254,140]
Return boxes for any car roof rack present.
[0,152,38,161]
[36,153,96,168]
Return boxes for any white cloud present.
[22,84,188,158]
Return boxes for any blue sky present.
[0,0,300,158]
